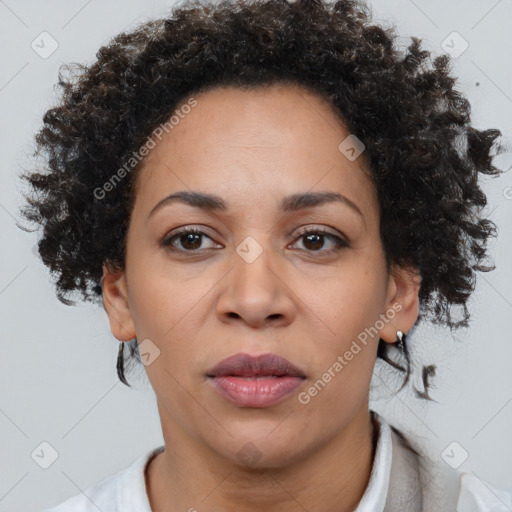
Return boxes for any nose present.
[215,238,296,329]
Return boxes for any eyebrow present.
[148,190,364,219]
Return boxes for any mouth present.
[206,352,306,408]
[206,352,306,379]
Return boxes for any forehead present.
[151,83,352,159]
[133,83,376,220]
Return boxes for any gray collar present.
[382,423,460,512]
[383,426,423,511]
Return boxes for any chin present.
[213,430,314,470]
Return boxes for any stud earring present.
[395,330,406,351]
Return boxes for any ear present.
[379,264,421,344]
[101,262,136,342]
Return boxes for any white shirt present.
[42,412,512,512]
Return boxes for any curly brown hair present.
[18,0,503,395]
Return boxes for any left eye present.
[290,228,348,253]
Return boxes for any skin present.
[102,83,421,512]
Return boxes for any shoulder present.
[40,446,164,512]
[419,457,512,511]
[41,469,121,512]
[376,413,512,511]
[456,471,512,511]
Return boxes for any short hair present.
[19,0,503,394]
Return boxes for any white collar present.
[117,445,164,510]
[354,410,392,511]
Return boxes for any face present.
[102,83,419,468]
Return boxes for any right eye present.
[160,227,222,252]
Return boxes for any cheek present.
[301,332,378,428]
[306,260,388,338]
[303,260,387,393]
[125,241,202,337]
[124,264,220,393]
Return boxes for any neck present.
[146,406,377,512]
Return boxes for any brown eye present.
[291,228,348,254]
[177,232,203,250]
[161,227,220,252]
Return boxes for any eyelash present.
[160,226,349,256]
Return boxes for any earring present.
[395,330,406,351]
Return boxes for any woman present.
[20,0,511,510]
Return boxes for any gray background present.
[1,0,511,510]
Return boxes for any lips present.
[206,352,306,379]
[206,353,306,408]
